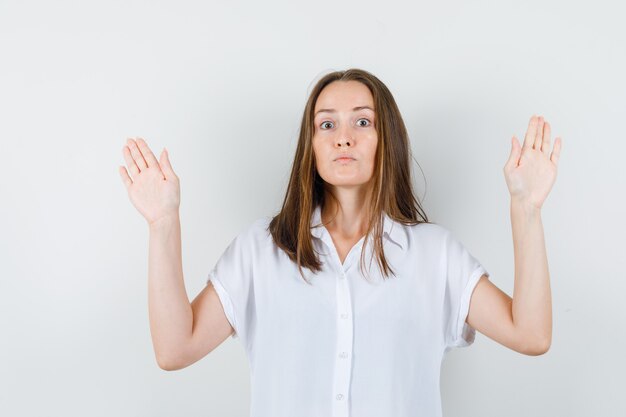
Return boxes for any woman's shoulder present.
[407,221,481,259]
[233,215,273,243]
[402,221,455,246]
[405,220,451,236]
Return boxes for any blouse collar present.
[309,204,408,250]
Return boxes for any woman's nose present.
[335,125,353,147]
[336,137,351,147]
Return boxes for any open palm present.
[503,115,562,210]
[119,137,180,226]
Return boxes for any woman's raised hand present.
[119,137,181,226]
[503,115,562,211]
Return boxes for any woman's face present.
[312,80,378,190]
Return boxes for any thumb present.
[159,148,176,180]
[505,136,521,170]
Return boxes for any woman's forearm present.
[510,198,552,353]
[147,213,193,369]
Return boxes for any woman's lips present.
[336,157,355,163]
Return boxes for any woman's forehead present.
[315,89,374,118]
[315,81,373,110]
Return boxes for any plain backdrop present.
[1,0,625,416]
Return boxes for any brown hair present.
[268,68,431,284]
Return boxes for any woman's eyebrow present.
[314,106,374,116]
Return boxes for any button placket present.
[317,226,358,417]
[332,264,353,417]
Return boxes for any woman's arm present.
[466,199,552,355]
[466,115,561,355]
[147,213,194,369]
[120,139,193,369]
[509,198,552,353]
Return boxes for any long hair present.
[268,68,430,284]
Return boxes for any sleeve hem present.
[207,273,240,339]
[452,265,489,348]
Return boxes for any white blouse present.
[207,204,489,417]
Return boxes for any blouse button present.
[336,394,344,400]
[340,313,348,319]
[339,351,348,358]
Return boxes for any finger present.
[119,165,133,188]
[523,115,538,150]
[127,137,148,170]
[159,147,176,181]
[534,115,544,150]
[136,137,162,171]
[550,137,562,166]
[542,121,552,156]
[505,135,521,169]
[122,144,140,177]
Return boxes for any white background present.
[1,0,624,416]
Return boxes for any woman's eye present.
[320,119,371,130]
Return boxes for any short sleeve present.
[206,223,256,345]
[442,229,489,351]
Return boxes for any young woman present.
[119,68,562,417]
